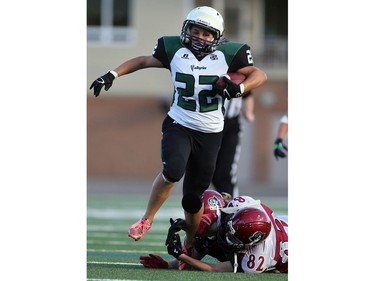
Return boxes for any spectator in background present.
[274,114,288,160]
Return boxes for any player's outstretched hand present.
[274,138,288,160]
[139,254,168,269]
[167,233,183,259]
[165,218,186,246]
[222,76,244,100]
[90,71,116,97]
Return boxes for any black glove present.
[274,138,288,160]
[165,218,186,246]
[167,233,183,259]
[222,76,243,100]
[193,237,209,256]
[89,71,116,97]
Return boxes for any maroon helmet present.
[201,190,226,215]
[221,207,271,249]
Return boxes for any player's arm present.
[178,253,233,272]
[167,233,233,272]
[223,44,267,98]
[90,37,168,97]
[241,92,255,122]
[195,213,217,236]
[90,56,163,97]
[230,44,268,92]
[113,55,164,77]
[276,115,288,140]
[236,65,267,93]
[274,115,288,160]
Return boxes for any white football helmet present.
[221,196,261,214]
[180,6,224,54]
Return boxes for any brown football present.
[214,72,246,90]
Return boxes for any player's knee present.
[182,193,202,214]
[162,166,184,183]
[161,173,178,183]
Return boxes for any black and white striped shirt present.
[224,98,242,119]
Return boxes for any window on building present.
[264,0,288,66]
[265,0,288,39]
[223,7,240,40]
[87,0,135,43]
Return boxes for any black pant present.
[161,115,223,196]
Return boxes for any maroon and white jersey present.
[235,203,288,273]
[198,193,288,273]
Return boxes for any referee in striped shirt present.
[212,91,254,197]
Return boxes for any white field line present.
[88,279,157,281]
[87,224,170,232]
[87,248,167,254]
[87,232,166,239]
[87,208,184,220]
[88,261,141,266]
[87,240,165,247]
[87,278,151,281]
[87,278,156,281]
[87,278,155,281]
[87,233,168,242]
[87,232,128,238]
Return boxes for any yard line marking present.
[87,208,184,219]
[87,232,168,240]
[87,232,125,238]
[87,278,151,281]
[87,248,167,254]
[87,224,170,232]
[87,240,164,246]
[88,261,141,266]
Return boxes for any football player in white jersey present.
[141,192,288,273]
[89,6,267,256]
[165,205,288,273]
[212,197,288,273]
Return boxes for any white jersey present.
[237,204,288,273]
[168,47,227,132]
[200,194,288,273]
[152,36,253,133]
